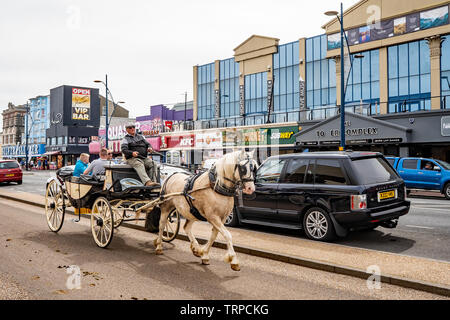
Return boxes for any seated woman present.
[73,153,90,177]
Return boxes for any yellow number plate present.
[379,190,396,201]
[6,174,14,177]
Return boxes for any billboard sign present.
[71,88,91,121]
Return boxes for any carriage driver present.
[121,124,159,187]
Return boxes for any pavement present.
[0,188,449,297]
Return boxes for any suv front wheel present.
[303,207,336,242]
[225,207,240,227]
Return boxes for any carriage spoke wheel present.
[162,209,180,243]
[91,197,114,248]
[45,180,65,233]
[110,200,124,228]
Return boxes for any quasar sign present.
[72,88,91,121]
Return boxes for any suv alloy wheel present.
[303,207,336,242]
[225,207,240,227]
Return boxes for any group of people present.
[73,123,159,187]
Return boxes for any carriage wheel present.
[45,180,65,233]
[162,209,180,243]
[109,200,124,229]
[91,197,114,248]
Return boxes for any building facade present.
[24,95,50,145]
[182,0,450,163]
[46,85,100,167]
[2,103,26,147]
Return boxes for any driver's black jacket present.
[121,133,151,160]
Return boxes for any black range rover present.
[227,151,410,242]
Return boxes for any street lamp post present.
[94,76,125,151]
[325,3,346,151]
[25,101,29,171]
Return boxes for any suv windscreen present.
[0,162,19,169]
[436,160,450,170]
[352,157,399,185]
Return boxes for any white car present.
[202,159,218,170]
[159,163,191,183]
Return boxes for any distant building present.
[2,103,26,146]
[99,95,129,118]
[22,95,50,145]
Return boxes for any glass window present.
[402,159,418,170]
[283,159,309,184]
[256,158,287,184]
[314,159,347,185]
[352,157,399,184]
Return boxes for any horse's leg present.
[184,219,203,258]
[154,206,170,255]
[208,216,240,272]
[200,226,219,265]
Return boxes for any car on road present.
[226,151,410,242]
[0,160,23,185]
[386,157,450,200]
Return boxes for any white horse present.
[154,150,258,271]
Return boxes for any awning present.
[43,151,61,156]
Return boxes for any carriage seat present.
[78,174,105,187]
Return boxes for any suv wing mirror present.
[434,166,441,172]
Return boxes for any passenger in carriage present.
[83,148,109,177]
[121,124,159,187]
[73,153,90,177]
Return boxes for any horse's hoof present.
[155,249,164,255]
[153,239,158,247]
[193,251,202,258]
[201,259,210,265]
[231,264,241,272]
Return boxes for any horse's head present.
[234,149,258,195]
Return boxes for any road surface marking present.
[405,225,435,230]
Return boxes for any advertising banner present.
[163,134,195,149]
[268,126,299,145]
[442,116,450,137]
[196,131,223,149]
[2,144,46,157]
[406,13,421,33]
[420,6,449,30]
[241,128,268,146]
[394,17,407,36]
[327,33,341,50]
[347,28,360,45]
[222,128,243,147]
[359,26,371,44]
[71,88,91,121]
[370,19,394,40]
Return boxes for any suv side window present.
[283,158,309,184]
[403,159,418,170]
[314,159,348,185]
[256,159,287,184]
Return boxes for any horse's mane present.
[214,151,242,182]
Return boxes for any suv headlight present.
[351,194,367,211]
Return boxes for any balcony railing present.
[163,95,450,133]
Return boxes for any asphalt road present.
[1,171,449,262]
[0,198,445,300]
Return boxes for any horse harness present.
[161,157,256,222]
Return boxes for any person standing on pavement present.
[121,124,159,186]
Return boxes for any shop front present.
[160,123,302,167]
[294,111,450,162]
[2,144,47,167]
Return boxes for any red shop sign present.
[165,135,195,149]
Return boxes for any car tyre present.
[303,207,336,242]
[444,183,450,200]
[225,206,240,227]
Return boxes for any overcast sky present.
[0,0,359,120]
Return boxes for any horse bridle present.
[221,154,258,187]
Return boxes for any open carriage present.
[44,164,181,248]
